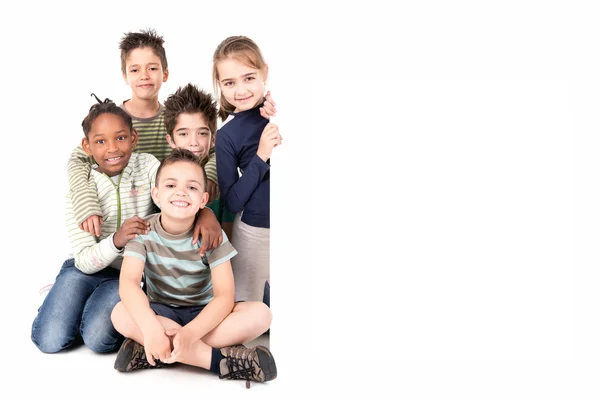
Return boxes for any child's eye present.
[224,82,233,87]
[178,132,188,137]
[150,67,158,71]
[200,132,208,136]
[117,136,126,141]
[246,76,255,81]
[130,68,138,73]
[188,186,198,191]
[165,184,175,188]
[96,140,105,144]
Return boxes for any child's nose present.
[107,141,118,152]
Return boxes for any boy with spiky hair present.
[66,28,222,255]
[163,83,236,239]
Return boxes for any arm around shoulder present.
[67,145,102,225]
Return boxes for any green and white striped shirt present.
[67,102,217,225]
[66,152,160,274]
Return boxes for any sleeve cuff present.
[109,233,125,254]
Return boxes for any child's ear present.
[131,128,139,149]
[163,68,169,83]
[200,190,209,208]
[81,137,93,156]
[151,186,160,206]
[165,134,177,149]
[262,64,269,85]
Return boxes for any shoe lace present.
[131,348,152,370]
[130,344,165,370]
[220,347,259,381]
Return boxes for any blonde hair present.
[212,36,267,121]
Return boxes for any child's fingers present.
[124,221,151,233]
[265,91,276,107]
[165,350,180,364]
[93,217,102,237]
[215,233,223,248]
[260,108,269,120]
[128,216,150,226]
[160,349,171,363]
[146,350,156,366]
[198,240,208,257]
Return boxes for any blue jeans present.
[31,258,123,353]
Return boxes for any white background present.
[1,0,599,398]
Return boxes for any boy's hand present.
[79,215,103,237]
[113,216,150,249]
[259,91,277,120]
[192,208,223,257]
[207,179,220,203]
[143,328,172,366]
[164,327,194,364]
[257,123,282,162]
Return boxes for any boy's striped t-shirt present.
[124,213,237,307]
[122,101,171,161]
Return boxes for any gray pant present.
[231,213,270,302]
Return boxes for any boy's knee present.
[111,301,122,319]
[31,325,74,354]
[82,331,121,353]
[80,317,121,353]
[254,302,272,332]
[111,301,125,326]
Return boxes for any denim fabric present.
[31,258,123,353]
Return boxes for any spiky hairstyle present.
[164,83,218,138]
[119,28,168,74]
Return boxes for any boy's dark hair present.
[82,94,133,138]
[164,84,218,138]
[119,28,168,74]
[155,148,208,191]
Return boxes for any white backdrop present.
[2,0,600,398]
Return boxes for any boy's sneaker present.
[218,344,277,383]
[114,338,166,372]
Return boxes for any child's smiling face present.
[123,47,169,102]
[217,57,267,113]
[82,113,138,177]
[152,160,208,221]
[166,112,212,160]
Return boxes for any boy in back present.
[68,29,221,252]
[163,83,236,238]
[111,149,276,385]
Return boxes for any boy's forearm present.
[67,146,102,224]
[120,278,163,335]
[73,233,122,274]
[184,296,234,341]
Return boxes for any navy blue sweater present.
[216,104,270,228]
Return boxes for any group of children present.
[30,29,281,386]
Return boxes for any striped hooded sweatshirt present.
[65,152,160,274]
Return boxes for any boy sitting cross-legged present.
[111,148,276,384]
